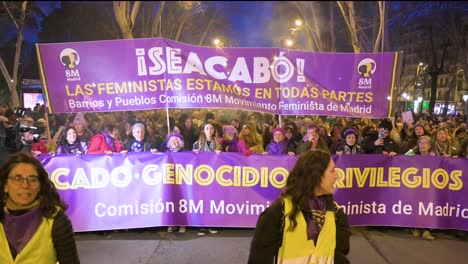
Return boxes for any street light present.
[285,39,294,47]
[295,19,302,27]
[213,38,221,47]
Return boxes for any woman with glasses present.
[405,135,436,240]
[0,152,79,263]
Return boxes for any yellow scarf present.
[4,197,41,213]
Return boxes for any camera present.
[0,107,40,150]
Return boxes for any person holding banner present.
[193,121,221,235]
[248,150,350,264]
[0,152,80,263]
[87,122,124,156]
[193,120,221,154]
[405,135,436,240]
[239,121,264,154]
[335,127,364,155]
[263,127,295,156]
[120,122,159,155]
[220,125,250,155]
[55,127,88,156]
[165,132,187,233]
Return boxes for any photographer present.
[361,118,399,155]
[0,108,36,166]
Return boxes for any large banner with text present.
[36,38,401,117]
[38,153,467,232]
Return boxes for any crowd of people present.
[1,103,467,238]
[1,103,466,159]
[1,102,467,262]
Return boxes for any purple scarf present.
[223,136,241,152]
[306,196,327,242]
[4,206,42,254]
[268,140,288,155]
[102,132,115,149]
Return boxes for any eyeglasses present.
[8,176,40,186]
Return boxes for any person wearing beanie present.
[361,118,399,155]
[402,122,431,153]
[166,132,184,153]
[264,127,295,156]
[335,127,364,155]
[72,112,94,144]
[220,125,249,154]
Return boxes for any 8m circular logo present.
[60,48,80,69]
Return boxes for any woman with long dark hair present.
[249,150,350,263]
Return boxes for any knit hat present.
[166,132,184,142]
[341,127,359,139]
[73,112,88,127]
[223,125,238,136]
[272,127,285,136]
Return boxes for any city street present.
[75,226,468,264]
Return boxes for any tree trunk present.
[337,1,361,53]
[151,1,165,37]
[442,76,455,116]
[113,1,140,39]
[198,16,215,46]
[373,1,384,52]
[329,2,336,52]
[0,1,27,108]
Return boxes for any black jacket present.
[248,195,350,264]
[362,130,399,154]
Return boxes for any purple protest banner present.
[36,38,401,117]
[38,152,467,232]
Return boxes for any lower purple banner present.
[38,152,468,232]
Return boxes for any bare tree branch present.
[337,1,362,53]
[2,1,19,29]
[151,1,166,37]
[372,1,384,52]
